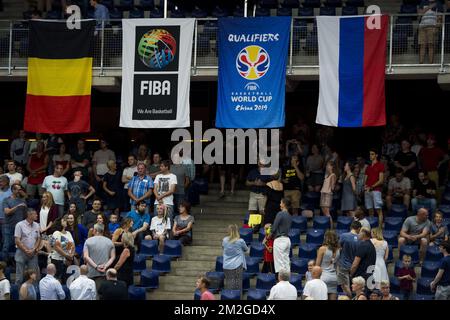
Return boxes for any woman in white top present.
[320,161,336,226]
[150,204,171,253]
[38,192,59,255]
[370,227,389,289]
[50,215,75,283]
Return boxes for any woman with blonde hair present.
[320,161,337,225]
[222,224,249,292]
[316,230,340,300]
[38,191,58,235]
[150,204,171,253]
[370,227,389,288]
[114,231,136,286]
[351,276,367,300]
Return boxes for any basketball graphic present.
[138,29,177,69]
[236,45,270,80]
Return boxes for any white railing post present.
[388,15,394,74]
[244,0,248,18]
[8,21,13,75]
[164,0,168,18]
[440,13,446,73]
[193,19,198,76]
[100,20,105,76]
[289,18,294,75]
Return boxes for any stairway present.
[146,184,249,300]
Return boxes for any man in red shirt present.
[419,134,445,187]
[364,149,385,225]
[196,276,216,300]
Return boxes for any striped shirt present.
[128,175,154,205]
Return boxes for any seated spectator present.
[69,265,96,300]
[49,215,75,283]
[196,276,215,300]
[261,223,274,274]
[351,276,367,300]
[429,211,449,246]
[354,207,371,231]
[395,254,416,300]
[0,261,10,300]
[412,170,437,214]
[399,208,431,264]
[302,266,328,300]
[87,213,110,238]
[127,201,151,248]
[97,268,128,300]
[150,204,171,253]
[108,212,120,234]
[386,168,411,211]
[369,289,382,300]
[113,232,135,287]
[380,280,399,301]
[268,269,297,300]
[39,263,66,300]
[19,269,37,300]
[82,198,103,230]
[171,201,194,245]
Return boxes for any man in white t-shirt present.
[267,269,297,300]
[302,266,328,300]
[4,160,23,186]
[92,139,116,182]
[42,164,68,218]
[121,154,138,211]
[153,160,177,219]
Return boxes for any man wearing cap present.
[419,134,445,188]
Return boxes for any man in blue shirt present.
[337,220,361,298]
[127,201,151,249]
[431,241,450,300]
[90,0,110,30]
[128,163,154,214]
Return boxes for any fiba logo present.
[236,45,270,80]
[138,29,177,69]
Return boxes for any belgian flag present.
[24,20,95,133]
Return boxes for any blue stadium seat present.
[367,216,379,229]
[320,6,336,16]
[140,269,159,289]
[133,254,147,272]
[383,230,398,248]
[140,240,159,257]
[290,273,303,293]
[298,243,318,260]
[212,6,228,18]
[118,0,133,11]
[250,242,265,262]
[277,7,292,16]
[242,272,251,291]
[247,288,267,300]
[10,284,19,300]
[255,7,270,16]
[256,273,276,293]
[342,5,358,15]
[129,7,144,18]
[337,216,352,230]
[303,0,321,8]
[281,0,300,9]
[245,257,261,276]
[259,0,279,9]
[439,205,450,218]
[151,254,171,274]
[291,216,307,233]
[303,191,320,208]
[194,288,201,300]
[335,229,347,239]
[346,0,364,7]
[291,257,308,275]
[306,229,325,245]
[240,228,254,244]
[221,289,241,300]
[163,240,182,258]
[137,0,155,11]
[205,271,224,292]
[150,7,164,18]
[414,294,434,300]
[313,216,331,230]
[426,245,443,262]
[171,8,186,18]
[399,245,419,265]
[416,278,433,295]
[325,0,343,7]
[389,204,408,219]
[289,228,301,246]
[384,217,403,232]
[389,276,400,294]
[215,256,224,272]
[421,261,440,279]
[128,285,146,300]
[192,7,208,18]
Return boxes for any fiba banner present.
[120,19,194,128]
[216,17,290,128]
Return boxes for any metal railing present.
[1,13,450,75]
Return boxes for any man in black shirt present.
[98,268,128,300]
[282,155,304,215]
[412,170,437,213]
[350,228,376,289]
[394,140,417,180]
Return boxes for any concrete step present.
[192,225,230,233]
[200,201,248,208]
[159,275,199,286]
[171,269,214,277]
[203,189,250,197]
[158,282,198,293]
[192,206,246,215]
[183,246,223,256]
[147,291,195,300]
[201,194,249,203]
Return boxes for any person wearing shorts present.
[282,155,304,215]
[418,0,441,64]
[246,162,271,220]
[364,149,385,225]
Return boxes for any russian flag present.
[316,15,388,127]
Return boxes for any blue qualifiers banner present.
[216,17,291,128]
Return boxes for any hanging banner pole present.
[244,0,248,18]
[164,0,168,18]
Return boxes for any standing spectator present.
[69,265,96,300]
[386,168,411,211]
[320,161,337,225]
[52,143,71,177]
[394,140,417,181]
[26,141,49,199]
[66,213,88,265]
[171,201,194,245]
[281,154,304,216]
[68,170,95,217]
[113,232,135,287]
[149,152,162,180]
[82,198,103,230]
[2,184,27,264]
[19,269,38,300]
[45,134,62,175]
[121,154,137,211]
[136,144,151,167]
[49,215,75,283]
[0,176,12,250]
[261,223,274,273]
[430,241,450,300]
[302,266,328,300]
[351,276,367,300]
[246,161,272,223]
[353,163,365,206]
[39,264,65,300]
[395,254,416,300]
[350,228,376,285]
[364,149,385,225]
[305,260,315,282]
[5,160,23,186]
[37,191,58,237]
[398,208,431,264]
[128,163,154,213]
[418,0,441,64]
[127,201,151,248]
[341,162,357,216]
[70,139,91,182]
[102,160,122,214]
[181,149,195,196]
[268,269,297,300]
[380,280,399,300]
[271,198,292,275]
[92,139,116,195]
[305,144,325,192]
[97,268,128,300]
[0,261,10,300]
[154,160,177,220]
[171,154,189,215]
[27,133,44,158]
[370,228,389,289]
[429,211,449,246]
[9,130,30,167]
[150,204,171,253]
[196,276,215,300]
[14,208,41,285]
[412,170,437,214]
[42,164,68,218]
[419,134,445,187]
[111,218,133,263]
[264,172,284,225]
[316,230,340,300]
[354,208,371,231]
[222,224,248,292]
[87,213,110,238]
[83,223,116,289]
